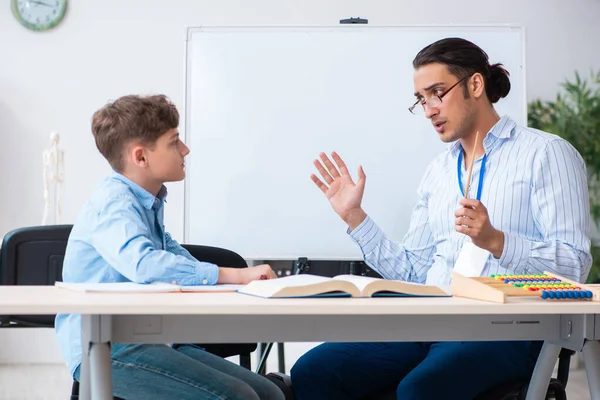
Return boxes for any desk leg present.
[525,341,561,400]
[583,340,600,399]
[80,315,113,400]
[80,315,92,400]
[90,342,113,400]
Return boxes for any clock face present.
[11,0,67,31]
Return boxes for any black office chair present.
[0,225,121,400]
[0,224,73,328]
[0,225,256,400]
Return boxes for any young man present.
[55,95,284,400]
[291,38,592,399]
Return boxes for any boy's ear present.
[131,145,149,168]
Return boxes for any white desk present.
[1,286,600,400]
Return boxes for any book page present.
[332,275,381,292]
[238,274,333,297]
[55,282,178,293]
[332,275,451,296]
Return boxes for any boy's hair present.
[412,37,511,104]
[91,94,179,172]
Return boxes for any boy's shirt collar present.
[110,171,168,210]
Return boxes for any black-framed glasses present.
[408,75,470,115]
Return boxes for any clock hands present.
[29,0,53,7]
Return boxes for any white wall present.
[0,0,599,364]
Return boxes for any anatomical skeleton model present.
[42,131,65,225]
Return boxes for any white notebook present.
[55,281,243,293]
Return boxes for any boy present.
[55,94,284,400]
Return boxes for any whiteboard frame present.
[182,24,527,259]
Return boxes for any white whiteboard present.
[183,25,526,260]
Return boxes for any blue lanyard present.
[457,151,487,201]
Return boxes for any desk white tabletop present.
[0,286,599,315]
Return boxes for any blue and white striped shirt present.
[350,116,592,285]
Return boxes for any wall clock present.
[11,0,67,32]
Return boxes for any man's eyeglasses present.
[408,75,470,115]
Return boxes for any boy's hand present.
[239,264,278,284]
[217,264,277,284]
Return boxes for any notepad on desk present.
[236,274,451,298]
[54,281,243,293]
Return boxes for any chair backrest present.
[177,244,258,362]
[0,225,73,327]
[181,244,248,269]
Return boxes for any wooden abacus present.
[451,271,600,303]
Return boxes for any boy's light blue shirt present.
[55,172,219,377]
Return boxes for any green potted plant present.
[528,70,600,282]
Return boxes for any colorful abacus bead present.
[540,289,592,300]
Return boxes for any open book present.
[237,274,451,298]
[54,281,243,293]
